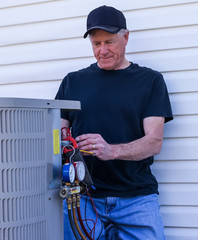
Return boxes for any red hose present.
[76,195,94,240]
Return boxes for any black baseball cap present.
[83,5,127,38]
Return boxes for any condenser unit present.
[0,97,80,240]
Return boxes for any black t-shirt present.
[55,62,173,198]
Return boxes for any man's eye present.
[107,41,114,45]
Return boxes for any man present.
[56,5,173,240]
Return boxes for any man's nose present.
[100,44,108,54]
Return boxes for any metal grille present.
[0,108,47,240]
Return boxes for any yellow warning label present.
[53,129,60,155]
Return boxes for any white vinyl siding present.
[0,0,198,239]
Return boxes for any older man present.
[56,5,173,240]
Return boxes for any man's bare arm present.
[76,116,165,161]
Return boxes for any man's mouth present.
[100,56,112,60]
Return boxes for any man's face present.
[89,29,129,70]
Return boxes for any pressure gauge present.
[74,161,86,182]
[62,163,75,183]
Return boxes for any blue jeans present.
[63,194,165,240]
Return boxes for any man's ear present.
[124,31,129,45]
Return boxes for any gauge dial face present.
[69,163,75,183]
[75,161,86,181]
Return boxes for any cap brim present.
[83,26,121,38]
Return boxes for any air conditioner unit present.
[0,98,80,240]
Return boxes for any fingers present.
[75,134,113,160]
[61,128,67,140]
[75,134,98,142]
[75,134,102,157]
[75,134,99,149]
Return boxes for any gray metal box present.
[0,98,80,240]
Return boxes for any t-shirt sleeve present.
[55,76,69,120]
[143,73,173,123]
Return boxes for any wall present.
[0,0,198,239]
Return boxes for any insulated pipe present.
[72,196,87,240]
[67,197,80,240]
[76,195,94,240]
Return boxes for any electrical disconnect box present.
[0,98,80,240]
